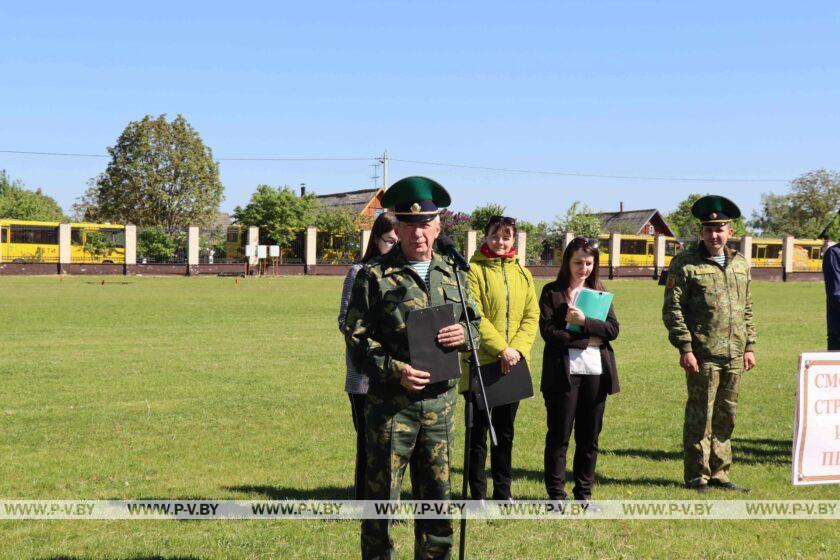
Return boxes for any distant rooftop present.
[591,208,675,236]
[316,188,382,214]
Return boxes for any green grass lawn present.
[0,275,837,559]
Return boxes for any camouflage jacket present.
[662,243,756,360]
[344,244,482,395]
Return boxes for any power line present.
[0,149,790,183]
[0,150,374,162]
[389,158,789,184]
[0,149,107,158]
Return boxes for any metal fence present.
[316,231,359,265]
[200,225,245,264]
[252,228,307,264]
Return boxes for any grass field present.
[0,275,837,559]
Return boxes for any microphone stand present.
[450,260,495,560]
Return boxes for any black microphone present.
[437,235,470,271]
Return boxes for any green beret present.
[691,195,741,225]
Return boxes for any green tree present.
[826,217,840,241]
[470,203,507,233]
[137,227,177,262]
[71,180,101,222]
[0,170,66,221]
[315,206,360,236]
[439,209,472,250]
[518,219,552,262]
[667,193,747,238]
[83,230,117,260]
[315,206,361,262]
[750,169,840,238]
[554,201,602,238]
[233,185,319,246]
[91,114,224,234]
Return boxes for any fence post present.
[361,229,371,257]
[305,226,317,274]
[740,236,752,267]
[58,223,71,275]
[782,235,795,281]
[609,233,621,279]
[466,230,478,260]
[247,227,259,273]
[653,234,666,278]
[561,232,574,253]
[124,225,136,275]
[187,226,199,276]
[516,231,527,266]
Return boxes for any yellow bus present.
[728,238,823,270]
[0,219,125,264]
[554,234,679,267]
[225,225,246,260]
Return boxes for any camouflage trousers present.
[361,387,457,560]
[683,357,743,485]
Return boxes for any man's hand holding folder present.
[401,323,465,391]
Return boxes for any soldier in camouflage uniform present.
[345,176,481,560]
[662,195,757,493]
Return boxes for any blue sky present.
[1,1,838,224]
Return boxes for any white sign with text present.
[793,352,840,485]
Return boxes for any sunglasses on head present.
[570,236,600,250]
[488,215,516,226]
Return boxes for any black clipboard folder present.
[474,359,534,410]
[406,304,462,383]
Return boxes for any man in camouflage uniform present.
[662,195,757,493]
[345,176,481,560]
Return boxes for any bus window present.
[10,225,58,244]
[71,229,84,245]
[1,228,6,243]
[101,228,125,245]
[754,245,766,259]
[766,245,781,259]
[811,247,821,260]
[620,239,646,255]
[665,241,678,256]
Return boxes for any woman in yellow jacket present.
[459,215,540,501]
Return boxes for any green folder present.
[567,288,613,332]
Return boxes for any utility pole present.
[369,163,381,188]
[379,150,389,189]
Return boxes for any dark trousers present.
[543,374,608,501]
[829,334,840,351]
[349,393,367,501]
[466,396,519,500]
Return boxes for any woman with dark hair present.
[459,215,539,502]
[539,236,620,503]
[338,211,398,500]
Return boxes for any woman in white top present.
[338,212,398,500]
[538,237,620,503]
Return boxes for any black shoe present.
[708,480,750,493]
[685,481,710,493]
